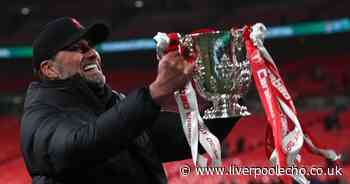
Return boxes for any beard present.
[55,63,106,88]
[80,69,106,88]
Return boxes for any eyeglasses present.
[62,40,94,53]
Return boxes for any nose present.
[83,49,98,60]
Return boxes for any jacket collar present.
[25,75,114,114]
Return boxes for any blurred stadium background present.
[0,0,349,183]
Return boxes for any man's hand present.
[149,51,195,106]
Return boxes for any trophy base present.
[203,102,251,119]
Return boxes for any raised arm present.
[21,87,160,174]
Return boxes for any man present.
[20,17,240,184]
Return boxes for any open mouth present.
[83,63,99,72]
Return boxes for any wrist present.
[149,81,169,106]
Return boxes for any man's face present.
[49,39,106,86]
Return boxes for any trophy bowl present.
[179,29,251,119]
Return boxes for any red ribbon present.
[244,27,287,166]
[244,26,292,183]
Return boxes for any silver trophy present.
[179,29,251,119]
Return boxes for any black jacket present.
[20,76,240,184]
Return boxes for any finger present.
[163,51,179,59]
[160,51,176,65]
[163,52,181,66]
[184,62,195,77]
[174,56,187,70]
[167,55,185,70]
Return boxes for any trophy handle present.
[179,34,218,101]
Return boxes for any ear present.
[40,60,59,79]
